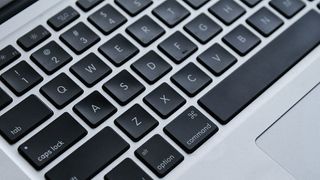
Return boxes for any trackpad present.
[256,84,320,180]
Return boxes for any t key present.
[1,61,43,96]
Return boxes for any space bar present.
[199,10,320,125]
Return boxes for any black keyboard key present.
[152,0,190,28]
[223,25,261,56]
[70,53,111,87]
[99,34,139,67]
[31,41,72,75]
[198,10,320,124]
[158,31,197,64]
[209,0,246,25]
[144,83,186,119]
[270,0,305,19]
[171,63,211,97]
[45,127,129,180]
[184,0,209,9]
[0,45,20,70]
[105,158,152,180]
[74,91,117,128]
[135,134,184,178]
[241,0,262,7]
[115,104,158,142]
[103,70,145,106]
[0,95,53,144]
[17,25,51,51]
[184,13,222,44]
[40,73,83,109]
[131,50,172,84]
[0,88,12,111]
[18,113,87,170]
[164,106,218,153]
[126,15,165,47]
[247,7,283,37]
[88,4,127,35]
[198,43,237,76]
[76,0,103,12]
[115,0,152,16]
[60,22,100,54]
[318,3,320,9]
[1,61,43,96]
[48,6,80,31]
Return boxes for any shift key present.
[18,113,87,170]
[0,95,53,144]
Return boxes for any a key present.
[99,34,139,67]
[31,41,72,75]
[197,43,237,76]
[1,61,43,96]
[135,134,184,178]
[17,25,51,51]
[45,127,129,180]
[184,13,222,44]
[0,45,20,70]
[18,113,87,170]
[171,63,211,97]
[40,73,83,109]
[223,25,261,56]
[126,15,165,47]
[0,95,53,144]
[115,104,158,142]
[270,0,305,19]
[88,4,127,35]
[158,31,197,64]
[241,0,262,7]
[183,0,209,9]
[47,6,80,31]
[60,22,100,54]
[74,91,117,128]
[76,0,103,12]
[105,158,152,180]
[115,0,152,16]
[164,106,218,153]
[152,0,190,28]
[70,53,111,87]
[247,7,283,37]
[318,3,320,9]
[103,70,145,106]
[131,50,172,84]
[198,10,320,124]
[0,88,12,111]
[209,0,246,25]
[144,83,186,119]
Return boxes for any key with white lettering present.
[1,61,43,96]
[31,41,72,75]
[18,113,87,170]
[115,104,158,142]
[70,53,111,87]
[197,43,237,76]
[0,95,53,144]
[40,73,83,109]
[209,0,245,25]
[158,31,197,64]
[99,34,139,67]
[164,106,218,153]
[135,134,184,178]
[115,0,152,16]
[74,91,117,128]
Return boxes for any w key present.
[18,113,87,170]
[1,61,43,96]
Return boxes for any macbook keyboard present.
[0,0,319,179]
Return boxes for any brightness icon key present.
[17,25,51,51]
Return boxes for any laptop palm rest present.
[256,83,320,180]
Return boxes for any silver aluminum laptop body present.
[0,0,319,180]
